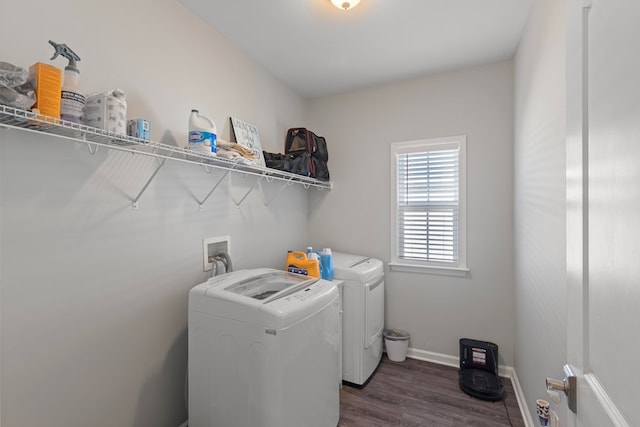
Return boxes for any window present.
[390,135,467,274]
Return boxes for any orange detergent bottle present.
[286,251,321,278]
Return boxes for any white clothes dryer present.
[188,268,340,427]
[332,252,385,386]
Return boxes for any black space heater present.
[458,338,505,402]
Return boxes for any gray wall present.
[513,0,567,421]
[0,0,312,426]
[307,62,516,366]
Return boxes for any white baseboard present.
[406,347,460,369]
[503,366,535,427]
[406,347,535,427]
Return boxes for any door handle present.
[546,364,577,413]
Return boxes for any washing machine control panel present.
[262,279,337,323]
[285,282,331,302]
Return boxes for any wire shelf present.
[0,105,332,190]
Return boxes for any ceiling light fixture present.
[330,0,360,10]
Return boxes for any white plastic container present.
[188,109,217,156]
[85,89,127,135]
[384,329,410,362]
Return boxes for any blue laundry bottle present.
[321,248,334,280]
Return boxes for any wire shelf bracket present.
[197,170,230,211]
[132,156,167,210]
[231,174,262,208]
[260,177,294,207]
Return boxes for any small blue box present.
[127,119,151,141]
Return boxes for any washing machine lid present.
[221,269,314,302]
[332,252,383,282]
[202,269,313,301]
[193,268,338,328]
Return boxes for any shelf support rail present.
[87,143,99,155]
[85,137,100,155]
[198,170,230,210]
[232,173,263,207]
[260,177,294,207]
[132,156,167,210]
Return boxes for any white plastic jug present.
[188,109,217,155]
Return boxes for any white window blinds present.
[396,148,459,263]
[391,135,466,273]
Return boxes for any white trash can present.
[384,329,410,362]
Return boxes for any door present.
[566,0,639,425]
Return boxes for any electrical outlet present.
[202,236,230,271]
[549,409,559,427]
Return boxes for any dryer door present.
[364,275,384,350]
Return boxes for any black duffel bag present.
[263,151,312,177]
[284,128,330,181]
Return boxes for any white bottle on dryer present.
[188,109,217,155]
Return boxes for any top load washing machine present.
[332,252,385,386]
[188,268,340,427]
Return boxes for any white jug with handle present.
[188,109,217,155]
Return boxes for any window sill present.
[388,262,469,277]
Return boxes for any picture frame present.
[230,117,266,167]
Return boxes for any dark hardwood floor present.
[339,356,525,427]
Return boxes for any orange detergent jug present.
[286,251,321,278]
